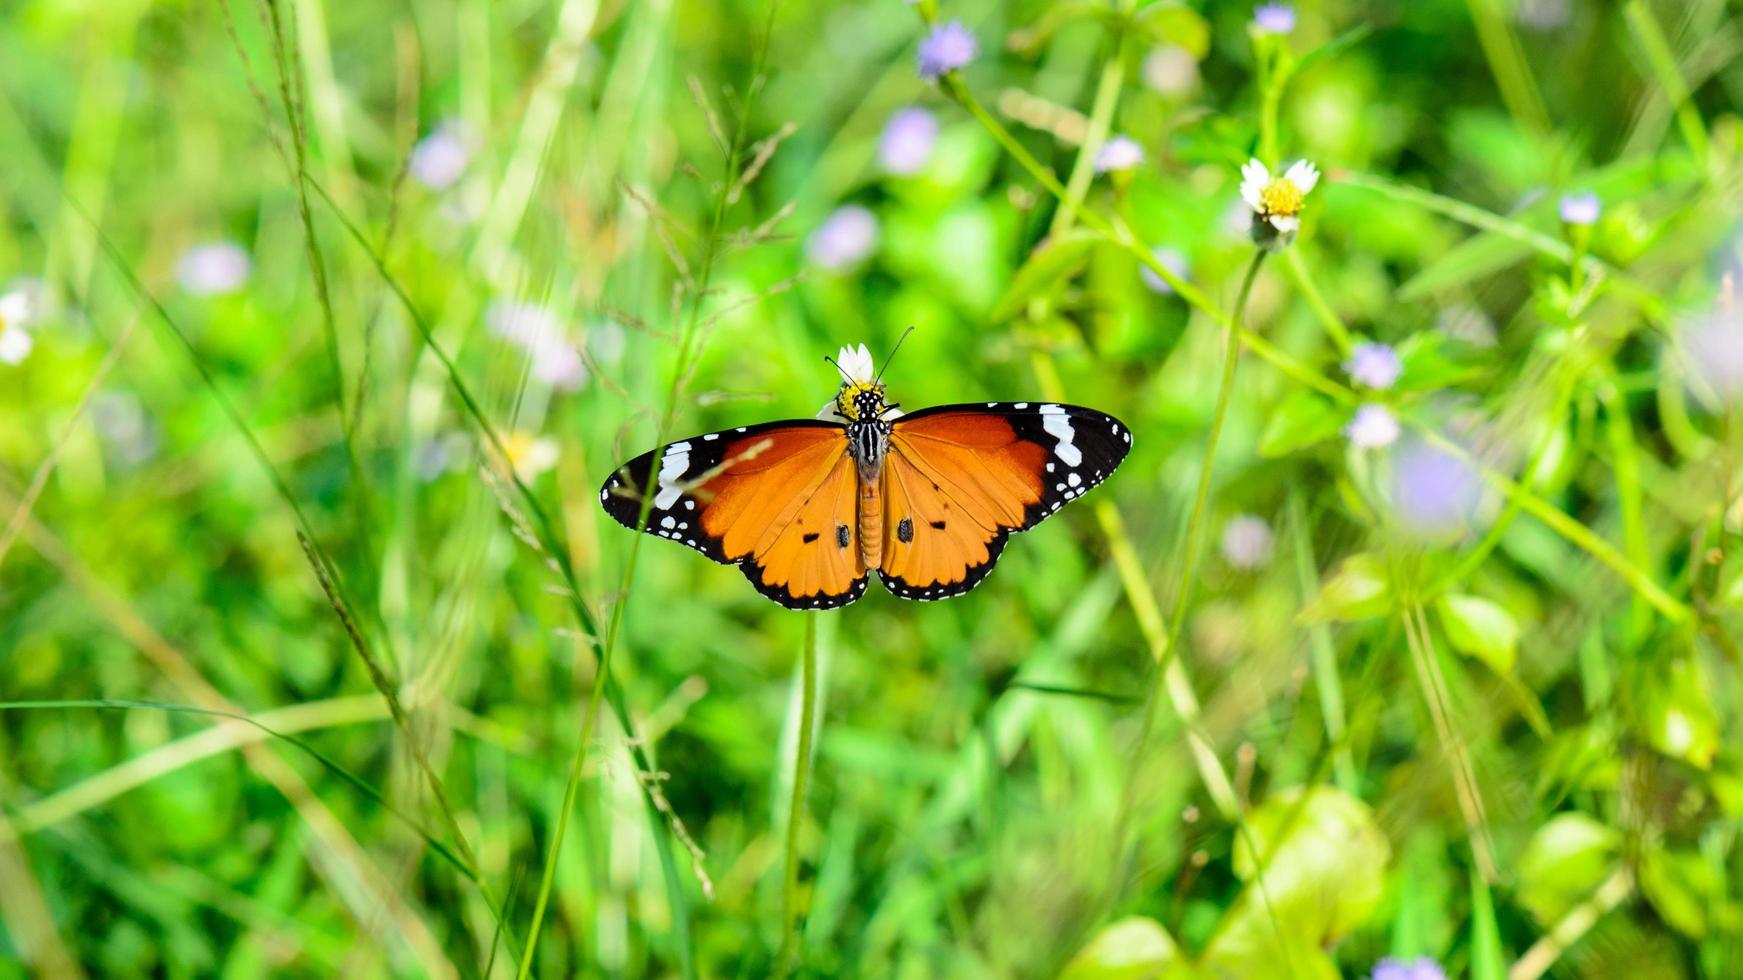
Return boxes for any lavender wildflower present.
[1344,341,1403,389]
[918,21,977,82]
[879,107,939,176]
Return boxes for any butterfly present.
[598,338,1131,609]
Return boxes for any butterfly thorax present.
[838,382,893,472]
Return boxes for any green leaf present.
[988,231,1098,324]
[1229,785,1391,942]
[1258,390,1344,458]
[1514,813,1619,926]
[1061,917,1184,980]
[1435,594,1519,674]
[1299,553,1392,622]
[1643,658,1719,769]
[1469,868,1506,980]
[1395,331,1480,391]
[1132,4,1210,58]
[1641,846,1719,938]
[1201,787,1385,980]
[1397,233,1535,301]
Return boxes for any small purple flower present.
[1142,45,1199,96]
[1095,135,1145,174]
[1345,404,1399,449]
[176,241,252,296]
[1683,310,1743,405]
[1388,440,1484,535]
[918,21,978,82]
[806,205,879,271]
[1559,191,1601,226]
[409,119,474,190]
[90,390,158,467]
[1253,3,1297,35]
[1221,515,1275,570]
[1371,956,1448,980]
[879,106,939,176]
[1344,341,1403,389]
[1140,246,1189,295]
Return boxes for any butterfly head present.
[826,342,893,421]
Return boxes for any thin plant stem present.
[309,178,695,977]
[1046,0,1132,240]
[1622,0,1709,169]
[1102,251,1266,901]
[774,614,819,976]
[1334,170,1666,318]
[1283,248,1352,354]
[1509,867,1633,980]
[1287,490,1358,794]
[1462,0,1550,135]
[519,4,781,972]
[1402,602,1499,881]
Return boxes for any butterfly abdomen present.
[858,468,883,569]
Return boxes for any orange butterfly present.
[599,339,1131,609]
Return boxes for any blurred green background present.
[3,0,1743,976]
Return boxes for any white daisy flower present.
[1239,158,1320,247]
[836,342,875,386]
[0,284,38,365]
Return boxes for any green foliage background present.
[2,0,1742,976]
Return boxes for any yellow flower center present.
[1259,178,1304,217]
[502,431,535,469]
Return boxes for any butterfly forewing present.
[877,402,1131,601]
[598,420,869,609]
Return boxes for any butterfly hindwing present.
[877,402,1130,601]
[598,420,869,609]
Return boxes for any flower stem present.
[774,613,819,976]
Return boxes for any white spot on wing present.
[1042,410,1082,467]
[652,444,691,510]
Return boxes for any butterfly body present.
[599,344,1130,609]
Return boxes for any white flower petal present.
[1270,213,1300,233]
[0,289,35,326]
[1284,159,1320,194]
[837,343,876,384]
[0,326,32,365]
[1239,159,1270,210]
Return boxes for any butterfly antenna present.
[875,326,916,384]
[822,354,854,385]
